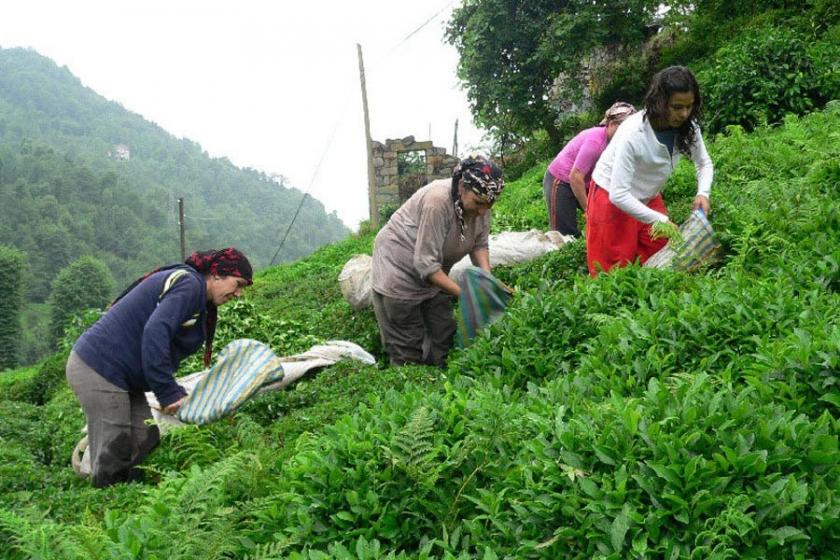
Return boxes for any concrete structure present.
[371,136,459,214]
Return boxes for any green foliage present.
[2,351,70,406]
[0,244,26,370]
[650,221,683,244]
[251,231,383,359]
[698,27,835,134]
[397,151,426,175]
[378,202,399,224]
[489,163,548,232]
[445,0,658,150]
[18,303,51,366]
[589,47,651,111]
[47,256,114,347]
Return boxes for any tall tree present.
[48,256,115,347]
[446,0,658,149]
[0,245,26,370]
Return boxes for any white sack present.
[338,254,373,310]
[450,229,573,283]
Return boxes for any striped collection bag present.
[175,339,285,424]
[644,208,721,271]
[455,266,513,348]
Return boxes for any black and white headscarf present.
[451,156,505,242]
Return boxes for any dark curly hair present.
[643,66,702,155]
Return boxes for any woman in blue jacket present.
[66,248,252,487]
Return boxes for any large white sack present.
[449,229,573,283]
[338,254,373,310]
[338,230,572,309]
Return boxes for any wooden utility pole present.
[357,43,378,228]
[452,119,459,158]
[178,197,186,261]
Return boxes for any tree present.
[0,245,26,370]
[48,256,115,347]
[445,0,658,150]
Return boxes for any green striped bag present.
[455,266,513,348]
[176,339,285,425]
[644,208,721,271]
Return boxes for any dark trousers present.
[372,291,456,367]
[66,351,160,487]
[543,170,583,237]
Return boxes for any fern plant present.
[385,406,442,490]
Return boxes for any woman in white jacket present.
[586,66,713,276]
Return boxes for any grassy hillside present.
[0,104,838,558]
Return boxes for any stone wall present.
[371,136,460,214]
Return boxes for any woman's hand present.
[692,195,711,215]
[428,269,461,297]
[162,397,185,416]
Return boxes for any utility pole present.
[178,197,186,261]
[452,119,459,158]
[357,43,378,229]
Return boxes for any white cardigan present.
[591,110,714,224]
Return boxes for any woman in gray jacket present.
[371,156,504,367]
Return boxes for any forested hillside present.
[0,48,348,289]
[0,47,348,363]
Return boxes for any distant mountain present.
[0,47,349,301]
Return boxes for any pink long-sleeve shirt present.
[547,126,609,184]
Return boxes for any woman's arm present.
[428,269,460,297]
[690,127,714,214]
[141,278,200,407]
[569,134,606,210]
[469,248,490,271]
[568,168,588,210]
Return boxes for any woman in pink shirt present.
[543,102,636,236]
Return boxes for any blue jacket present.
[74,268,207,406]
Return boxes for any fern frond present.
[385,406,441,488]
[243,540,287,560]
[0,507,90,560]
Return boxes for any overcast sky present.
[0,0,486,230]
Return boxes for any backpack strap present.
[158,268,200,327]
[159,268,190,301]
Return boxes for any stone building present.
[371,136,459,216]
[108,144,131,160]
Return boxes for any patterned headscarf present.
[599,101,636,125]
[185,248,253,285]
[185,248,252,366]
[112,247,253,367]
[451,156,505,242]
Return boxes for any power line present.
[269,192,309,265]
[266,1,457,267]
[392,0,456,52]
[268,90,353,266]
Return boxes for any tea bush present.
[698,27,837,134]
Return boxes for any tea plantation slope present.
[0,106,838,559]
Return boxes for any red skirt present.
[585,183,668,277]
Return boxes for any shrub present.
[699,27,824,133]
[48,256,114,347]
